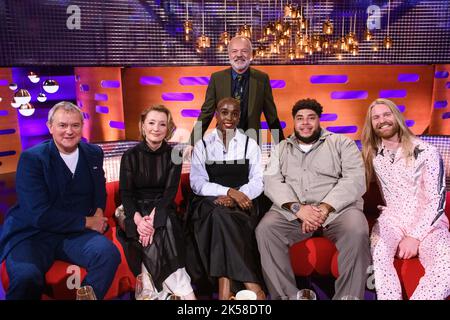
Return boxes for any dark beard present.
[295,127,321,144]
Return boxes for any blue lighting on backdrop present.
[12,68,77,150]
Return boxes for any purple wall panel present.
[162,93,194,101]
[179,77,210,85]
[398,74,419,82]
[94,93,108,101]
[140,76,163,85]
[434,101,448,109]
[326,125,358,133]
[261,121,286,129]
[330,91,368,100]
[320,113,338,121]
[379,89,407,98]
[397,105,406,112]
[181,109,201,117]
[95,105,109,114]
[310,75,348,84]
[109,121,125,130]
[435,71,449,78]
[79,84,90,92]
[0,151,17,157]
[0,129,16,135]
[405,120,415,127]
[101,80,120,88]
[270,80,286,89]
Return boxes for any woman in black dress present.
[188,97,266,300]
[117,105,195,299]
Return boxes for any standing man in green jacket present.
[256,98,371,300]
[190,36,285,145]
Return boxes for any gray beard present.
[230,60,251,73]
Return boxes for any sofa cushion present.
[394,259,425,299]
[290,237,337,277]
[175,173,192,215]
[105,181,120,220]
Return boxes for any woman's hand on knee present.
[137,218,154,237]
[227,188,252,211]
[214,196,236,207]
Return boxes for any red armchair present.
[290,191,450,299]
[289,237,337,277]
[1,181,135,300]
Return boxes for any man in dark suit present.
[0,101,120,300]
[190,35,285,145]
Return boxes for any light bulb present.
[37,93,47,102]
[18,103,35,116]
[11,100,21,108]
[43,79,59,93]
[28,72,40,83]
[14,89,31,104]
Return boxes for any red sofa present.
[2,173,449,300]
[176,173,450,299]
[175,172,450,299]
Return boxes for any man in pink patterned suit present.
[362,98,450,300]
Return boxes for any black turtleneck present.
[119,140,182,234]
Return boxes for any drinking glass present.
[135,272,158,300]
[296,289,317,300]
[230,290,257,300]
[76,285,97,300]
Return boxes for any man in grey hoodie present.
[256,98,371,300]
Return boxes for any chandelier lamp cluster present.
[182,0,394,60]
[8,71,59,116]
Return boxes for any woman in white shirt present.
[187,97,266,300]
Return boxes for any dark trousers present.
[5,230,121,300]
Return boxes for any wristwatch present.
[290,202,301,214]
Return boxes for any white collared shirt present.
[60,148,79,175]
[190,129,263,199]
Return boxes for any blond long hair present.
[361,98,416,187]
[139,105,176,141]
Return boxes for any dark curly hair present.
[291,98,323,118]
